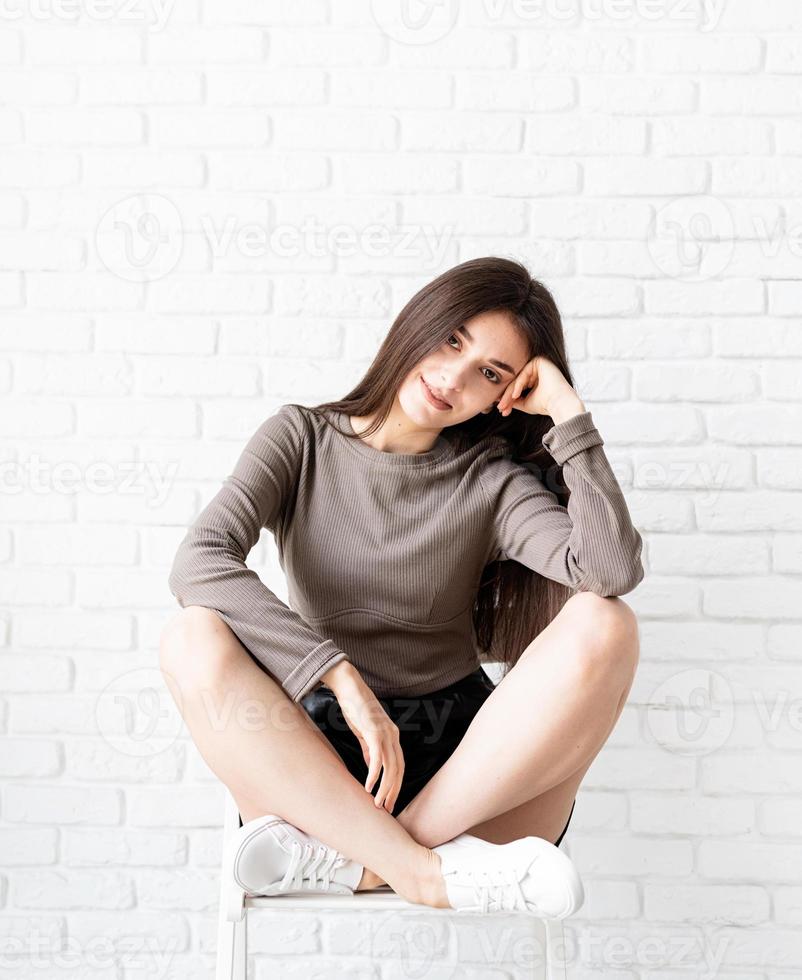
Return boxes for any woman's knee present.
[159,606,240,690]
[562,592,640,680]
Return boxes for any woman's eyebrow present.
[458,325,517,376]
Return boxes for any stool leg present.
[216,788,248,980]
[216,914,247,980]
[543,918,568,980]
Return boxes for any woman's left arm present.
[479,357,645,597]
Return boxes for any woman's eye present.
[446,334,500,383]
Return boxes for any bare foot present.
[357,850,451,908]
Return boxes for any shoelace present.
[457,866,531,914]
[279,839,346,892]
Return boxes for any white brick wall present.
[3,3,800,977]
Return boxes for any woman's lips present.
[421,376,451,410]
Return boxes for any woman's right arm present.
[167,404,350,704]
[320,659,406,814]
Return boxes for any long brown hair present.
[293,256,576,682]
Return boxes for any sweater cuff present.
[542,411,604,465]
[284,641,350,703]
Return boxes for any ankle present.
[412,847,451,909]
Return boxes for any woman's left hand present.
[496,355,577,418]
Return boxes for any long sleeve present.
[167,405,349,702]
[478,411,644,597]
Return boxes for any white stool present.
[215,786,569,980]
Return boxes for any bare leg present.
[461,675,633,847]
[394,593,640,850]
[159,606,447,905]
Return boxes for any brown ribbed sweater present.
[168,405,644,703]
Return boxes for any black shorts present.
[300,665,575,848]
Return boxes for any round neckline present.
[333,411,452,467]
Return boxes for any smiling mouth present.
[421,376,451,410]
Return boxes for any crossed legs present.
[359,591,640,888]
[161,591,639,899]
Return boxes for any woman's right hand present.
[323,662,405,813]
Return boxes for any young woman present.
[160,256,644,915]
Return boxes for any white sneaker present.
[226,814,364,897]
[432,832,584,917]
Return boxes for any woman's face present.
[399,310,531,428]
